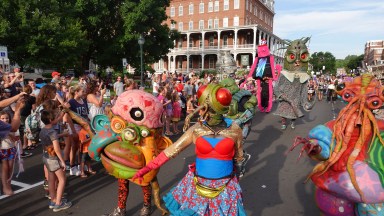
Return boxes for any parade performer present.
[220,77,257,177]
[290,74,384,215]
[247,39,277,113]
[133,83,247,215]
[87,90,172,216]
[274,37,314,129]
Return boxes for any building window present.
[189,39,193,48]
[178,38,182,48]
[209,56,215,68]
[223,17,228,27]
[254,7,258,16]
[171,23,175,29]
[223,35,228,47]
[214,18,219,28]
[246,0,248,10]
[249,3,252,13]
[199,20,204,29]
[170,7,175,17]
[234,0,239,9]
[214,1,219,12]
[209,36,214,47]
[178,57,182,68]
[208,2,213,12]
[179,22,183,31]
[189,21,193,30]
[224,0,229,10]
[189,57,193,68]
[189,4,194,15]
[208,19,213,29]
[199,36,203,48]
[179,5,183,16]
[199,58,202,68]
[199,3,204,13]
[234,16,239,26]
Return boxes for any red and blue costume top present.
[195,135,235,179]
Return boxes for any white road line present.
[10,180,31,188]
[0,180,44,200]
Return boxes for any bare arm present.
[0,93,25,108]
[10,99,26,132]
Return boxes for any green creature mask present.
[220,78,240,95]
[283,37,310,72]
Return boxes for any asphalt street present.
[0,99,345,216]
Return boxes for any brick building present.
[152,0,284,74]
[364,40,384,66]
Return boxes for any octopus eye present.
[342,92,354,102]
[141,129,149,137]
[336,83,345,91]
[129,107,144,121]
[366,97,382,109]
[123,128,136,141]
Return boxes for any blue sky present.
[274,0,384,59]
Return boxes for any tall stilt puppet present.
[133,83,247,215]
[247,39,277,113]
[87,90,172,216]
[273,37,315,130]
[290,74,384,215]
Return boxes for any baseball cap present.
[51,71,61,77]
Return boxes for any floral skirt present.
[163,170,247,216]
[0,147,17,160]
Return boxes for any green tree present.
[345,54,364,72]
[0,0,88,70]
[310,51,336,74]
[0,0,179,74]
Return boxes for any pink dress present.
[172,101,181,122]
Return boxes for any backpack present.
[24,105,45,142]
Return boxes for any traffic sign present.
[0,46,8,58]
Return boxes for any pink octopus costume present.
[246,40,278,113]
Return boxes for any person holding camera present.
[86,79,106,122]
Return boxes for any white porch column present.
[187,55,190,73]
[217,30,221,50]
[202,31,205,51]
[168,55,171,72]
[187,33,190,50]
[234,29,238,50]
[253,26,257,50]
[201,54,205,71]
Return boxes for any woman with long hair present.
[66,85,89,176]
[85,79,106,122]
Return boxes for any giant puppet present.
[87,90,172,216]
[290,74,384,215]
[247,39,277,113]
[274,37,314,129]
[132,83,247,215]
[220,77,257,177]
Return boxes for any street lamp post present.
[138,35,145,88]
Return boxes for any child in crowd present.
[0,111,17,195]
[78,128,96,178]
[40,110,72,212]
[171,92,181,134]
[110,95,117,106]
[186,95,194,116]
